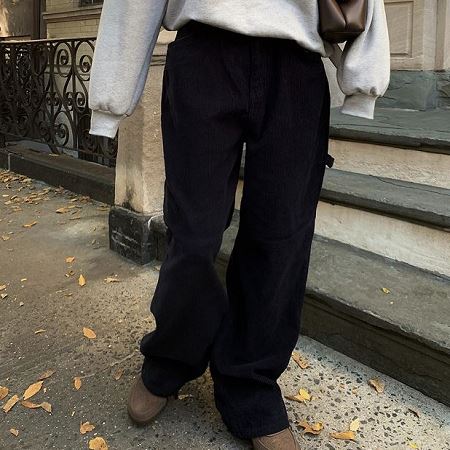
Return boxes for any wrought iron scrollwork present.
[0,37,117,167]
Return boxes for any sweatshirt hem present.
[341,94,377,120]
[89,110,125,139]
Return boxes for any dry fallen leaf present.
[381,287,391,294]
[349,418,360,432]
[23,381,43,400]
[78,274,86,287]
[330,430,356,441]
[291,351,309,369]
[23,221,37,228]
[285,388,311,404]
[21,400,41,409]
[408,442,420,449]
[80,421,96,434]
[38,370,55,381]
[40,402,52,413]
[34,329,46,335]
[10,428,19,437]
[83,327,96,339]
[0,285,6,291]
[66,256,75,263]
[297,420,324,435]
[89,436,108,450]
[56,207,70,214]
[112,368,124,381]
[104,277,120,283]
[74,377,82,390]
[407,408,420,418]
[368,378,385,394]
[0,386,9,400]
[3,394,19,413]
[177,394,194,400]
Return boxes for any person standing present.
[89,1,390,448]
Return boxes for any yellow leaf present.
[298,388,311,401]
[89,436,108,450]
[408,442,420,449]
[40,402,52,413]
[368,378,385,394]
[297,420,324,435]
[291,351,309,369]
[74,377,82,390]
[34,329,46,335]
[78,274,86,287]
[381,287,391,294]
[83,327,96,339]
[23,381,43,400]
[80,421,96,434]
[0,386,9,400]
[38,370,55,381]
[66,256,75,263]
[2,394,19,413]
[330,430,356,441]
[349,418,360,432]
[10,428,19,437]
[285,388,311,404]
[23,221,37,228]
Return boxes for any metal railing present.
[0,36,117,167]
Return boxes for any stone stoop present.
[149,211,450,407]
[316,169,450,277]
[328,108,450,190]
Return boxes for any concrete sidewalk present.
[0,169,449,450]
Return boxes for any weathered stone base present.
[109,206,158,265]
[379,70,450,110]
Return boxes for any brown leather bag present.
[319,0,368,43]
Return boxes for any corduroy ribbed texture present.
[139,22,331,440]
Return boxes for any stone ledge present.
[0,144,114,204]
[330,107,450,154]
[321,169,450,229]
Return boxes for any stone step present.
[236,162,450,277]
[328,107,450,189]
[315,169,450,277]
[150,211,450,406]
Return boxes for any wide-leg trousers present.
[140,20,332,440]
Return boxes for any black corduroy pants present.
[140,20,332,440]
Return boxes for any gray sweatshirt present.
[88,0,391,138]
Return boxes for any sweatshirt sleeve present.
[88,0,168,138]
[335,0,391,120]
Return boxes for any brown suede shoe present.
[252,427,301,450]
[127,377,168,426]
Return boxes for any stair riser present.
[301,296,450,407]
[316,201,450,277]
[329,139,450,189]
